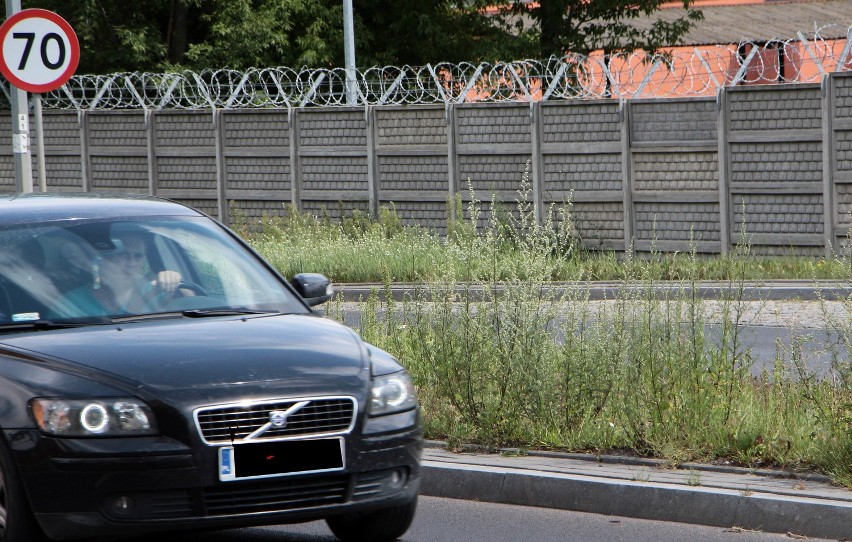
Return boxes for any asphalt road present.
[121,496,837,542]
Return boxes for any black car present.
[0,193,421,542]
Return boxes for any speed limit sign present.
[0,9,79,93]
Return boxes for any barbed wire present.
[3,25,851,110]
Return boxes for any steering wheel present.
[174,281,208,297]
[150,280,208,309]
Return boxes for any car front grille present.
[194,396,356,444]
[203,475,348,515]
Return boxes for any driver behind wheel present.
[61,232,190,317]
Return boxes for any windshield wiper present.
[181,309,279,318]
[110,309,279,324]
[0,318,111,331]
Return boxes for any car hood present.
[0,314,369,401]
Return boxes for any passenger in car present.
[61,233,186,317]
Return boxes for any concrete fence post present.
[146,111,157,196]
[531,102,544,225]
[366,106,379,218]
[214,109,228,225]
[620,100,634,254]
[717,88,731,254]
[289,109,301,212]
[822,74,835,257]
[78,110,90,192]
[446,104,458,226]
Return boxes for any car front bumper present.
[5,427,422,540]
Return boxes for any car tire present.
[326,495,418,542]
[0,441,49,542]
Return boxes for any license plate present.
[218,438,344,482]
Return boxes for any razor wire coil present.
[6,25,850,111]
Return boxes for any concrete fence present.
[3,73,852,256]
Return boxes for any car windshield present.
[0,216,308,325]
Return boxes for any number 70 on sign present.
[0,8,79,94]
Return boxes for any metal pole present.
[5,0,34,193]
[34,93,46,191]
[343,0,357,106]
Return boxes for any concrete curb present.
[335,281,852,302]
[419,444,852,540]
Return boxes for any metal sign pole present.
[5,0,33,193]
[343,0,357,106]
[34,92,46,191]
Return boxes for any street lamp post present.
[343,0,357,106]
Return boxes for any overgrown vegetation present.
[236,202,850,286]
[234,182,852,488]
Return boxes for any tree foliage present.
[21,0,701,74]
[486,0,704,58]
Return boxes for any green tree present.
[488,0,704,58]
[22,0,514,72]
[20,0,700,73]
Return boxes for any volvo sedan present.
[0,193,421,542]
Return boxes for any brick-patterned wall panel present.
[301,156,368,192]
[635,203,721,241]
[90,156,148,192]
[836,184,852,229]
[380,201,448,232]
[633,152,718,191]
[836,183,852,254]
[744,245,827,256]
[729,87,821,131]
[456,106,531,145]
[459,201,522,232]
[378,156,448,193]
[836,131,852,172]
[0,157,14,192]
[299,111,366,147]
[730,142,822,183]
[223,112,289,148]
[458,154,530,194]
[376,108,447,146]
[0,116,9,149]
[541,103,620,143]
[231,199,291,221]
[631,100,716,143]
[172,198,219,218]
[89,114,147,148]
[301,200,370,221]
[543,153,622,193]
[157,157,216,190]
[44,113,81,148]
[732,194,824,235]
[45,157,83,189]
[155,114,215,147]
[225,157,290,192]
[833,74,852,119]
[570,202,625,246]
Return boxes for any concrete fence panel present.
[5,73,852,257]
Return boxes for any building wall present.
[3,73,852,256]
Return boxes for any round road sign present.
[0,9,79,93]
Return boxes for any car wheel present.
[326,496,417,542]
[0,442,48,542]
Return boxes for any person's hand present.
[151,270,181,294]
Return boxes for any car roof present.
[0,193,204,226]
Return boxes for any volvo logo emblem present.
[269,410,289,428]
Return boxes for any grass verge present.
[235,188,852,487]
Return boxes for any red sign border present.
[0,8,80,93]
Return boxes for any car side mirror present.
[290,273,333,307]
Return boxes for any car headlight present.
[369,371,417,417]
[30,398,158,437]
